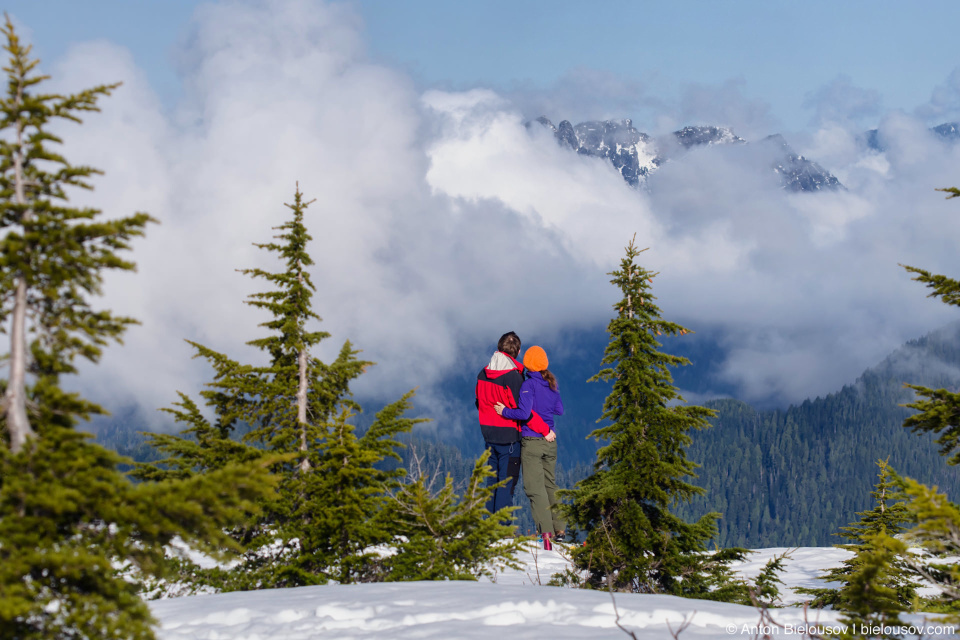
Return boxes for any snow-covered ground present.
[150,546,958,639]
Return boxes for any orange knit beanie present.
[523,345,549,372]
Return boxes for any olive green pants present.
[521,436,565,535]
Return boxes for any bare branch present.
[667,611,695,640]
[608,580,638,640]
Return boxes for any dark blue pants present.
[484,441,521,522]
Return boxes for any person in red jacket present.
[475,331,525,522]
[495,345,565,549]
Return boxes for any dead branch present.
[667,611,696,639]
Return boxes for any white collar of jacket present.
[486,351,516,371]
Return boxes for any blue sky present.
[7,0,960,133]
[6,0,960,414]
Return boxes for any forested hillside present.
[95,324,960,547]
[683,323,960,547]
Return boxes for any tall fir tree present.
[560,237,729,595]
[238,188,333,471]
[0,19,274,640]
[134,190,336,482]
[895,185,960,618]
[0,16,151,451]
[901,187,960,463]
[137,187,426,588]
[797,459,917,611]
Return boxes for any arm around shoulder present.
[502,377,534,421]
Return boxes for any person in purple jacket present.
[494,345,565,550]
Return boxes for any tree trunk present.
[296,254,312,472]
[4,110,33,452]
[5,277,32,452]
[297,346,310,472]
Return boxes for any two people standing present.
[475,332,565,549]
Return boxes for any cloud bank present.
[28,0,960,428]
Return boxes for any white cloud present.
[803,75,882,128]
[25,0,960,425]
[506,67,670,132]
[917,67,960,122]
[423,95,660,266]
[677,78,778,140]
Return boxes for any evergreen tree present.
[797,459,917,610]
[137,187,426,589]
[0,20,273,640]
[131,345,267,484]
[836,531,913,639]
[752,550,791,607]
[238,188,334,471]
[838,459,913,542]
[895,185,960,619]
[0,17,151,452]
[0,435,275,639]
[902,187,960,463]
[560,237,728,595]
[898,477,960,618]
[385,450,524,581]
[265,390,423,586]
[137,188,345,483]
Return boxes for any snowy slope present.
[150,546,957,639]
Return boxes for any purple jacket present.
[502,371,564,438]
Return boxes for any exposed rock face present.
[673,125,745,149]
[933,122,960,142]
[761,134,842,192]
[537,117,660,186]
[535,117,842,192]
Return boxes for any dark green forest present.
[682,323,960,547]
[95,322,960,548]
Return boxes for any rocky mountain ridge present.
[863,121,960,152]
[535,117,960,193]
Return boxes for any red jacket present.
[476,352,525,444]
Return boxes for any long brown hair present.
[541,368,558,391]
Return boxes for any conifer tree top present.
[589,235,707,457]
[837,458,912,544]
[562,236,722,595]
[241,186,329,363]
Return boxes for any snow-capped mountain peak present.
[673,125,745,148]
[534,116,843,192]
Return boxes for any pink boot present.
[542,532,553,551]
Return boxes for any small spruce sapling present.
[751,550,792,608]
[797,459,917,611]
[898,477,960,618]
[274,390,425,586]
[386,449,524,581]
[835,531,913,639]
